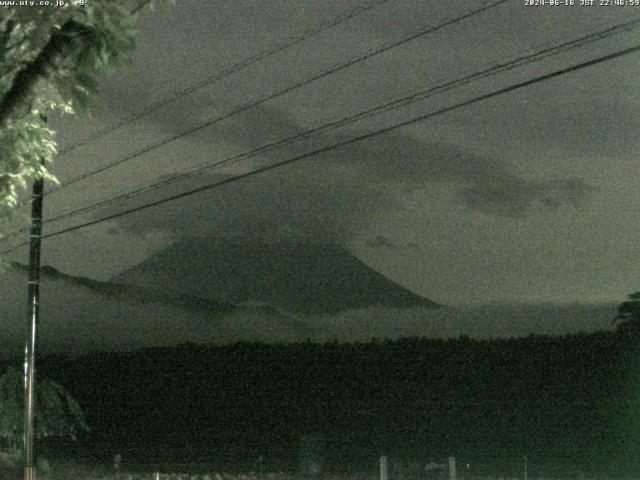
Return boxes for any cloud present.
[337,133,597,215]
[363,235,419,250]
[100,104,595,243]
[364,235,397,248]
[457,177,596,217]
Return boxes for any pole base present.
[24,466,36,480]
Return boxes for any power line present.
[57,0,391,159]
[37,16,640,229]
[3,41,637,253]
[37,0,509,201]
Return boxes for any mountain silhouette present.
[0,262,312,355]
[112,239,440,315]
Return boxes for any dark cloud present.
[104,160,389,244]
[31,0,640,309]
[338,134,596,216]
[457,177,596,217]
[364,235,397,249]
[363,235,420,250]
[98,102,595,242]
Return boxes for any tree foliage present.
[613,291,640,335]
[0,367,88,452]
[0,0,171,238]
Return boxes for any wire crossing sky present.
[3,37,638,254]
[38,0,509,202]
[56,0,392,160]
[36,15,640,231]
[5,0,640,307]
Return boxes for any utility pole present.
[379,455,388,480]
[24,160,44,480]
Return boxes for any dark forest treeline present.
[2,331,640,476]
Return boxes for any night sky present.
[4,0,640,336]
[4,5,640,475]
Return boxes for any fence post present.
[380,455,388,480]
[448,456,456,480]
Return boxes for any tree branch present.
[131,0,153,14]
[0,20,16,61]
[0,20,90,129]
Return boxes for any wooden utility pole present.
[448,456,456,480]
[24,163,44,480]
[380,455,388,480]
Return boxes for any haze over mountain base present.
[0,260,616,356]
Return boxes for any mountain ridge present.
[112,239,440,314]
[0,262,314,354]
[10,262,235,315]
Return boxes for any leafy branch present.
[0,1,172,239]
